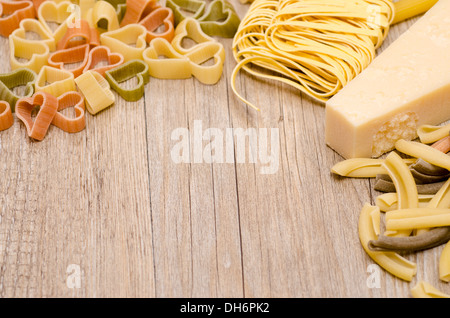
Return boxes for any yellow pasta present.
[411,281,450,298]
[395,139,450,172]
[332,125,450,290]
[375,193,433,213]
[331,158,386,178]
[74,70,115,115]
[387,208,450,220]
[385,208,450,231]
[376,178,450,237]
[231,0,395,110]
[415,178,450,235]
[439,240,450,283]
[392,0,439,25]
[425,178,450,210]
[358,203,417,282]
[417,123,450,145]
[331,158,416,178]
[381,152,418,237]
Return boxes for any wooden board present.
[0,0,448,298]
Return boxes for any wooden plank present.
[0,36,154,297]
[143,43,244,296]
[80,97,155,297]
[186,54,243,297]
[0,0,448,298]
[143,76,194,297]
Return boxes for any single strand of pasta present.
[395,140,450,172]
[331,158,415,178]
[385,208,450,231]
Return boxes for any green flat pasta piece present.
[198,0,241,38]
[105,59,150,102]
[166,0,206,25]
[0,68,37,112]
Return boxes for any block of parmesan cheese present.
[325,0,450,159]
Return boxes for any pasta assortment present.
[0,0,236,139]
[332,123,450,298]
[1,0,447,298]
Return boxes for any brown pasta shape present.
[368,227,450,253]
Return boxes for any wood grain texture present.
[0,0,449,298]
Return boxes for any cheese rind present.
[325,0,450,159]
